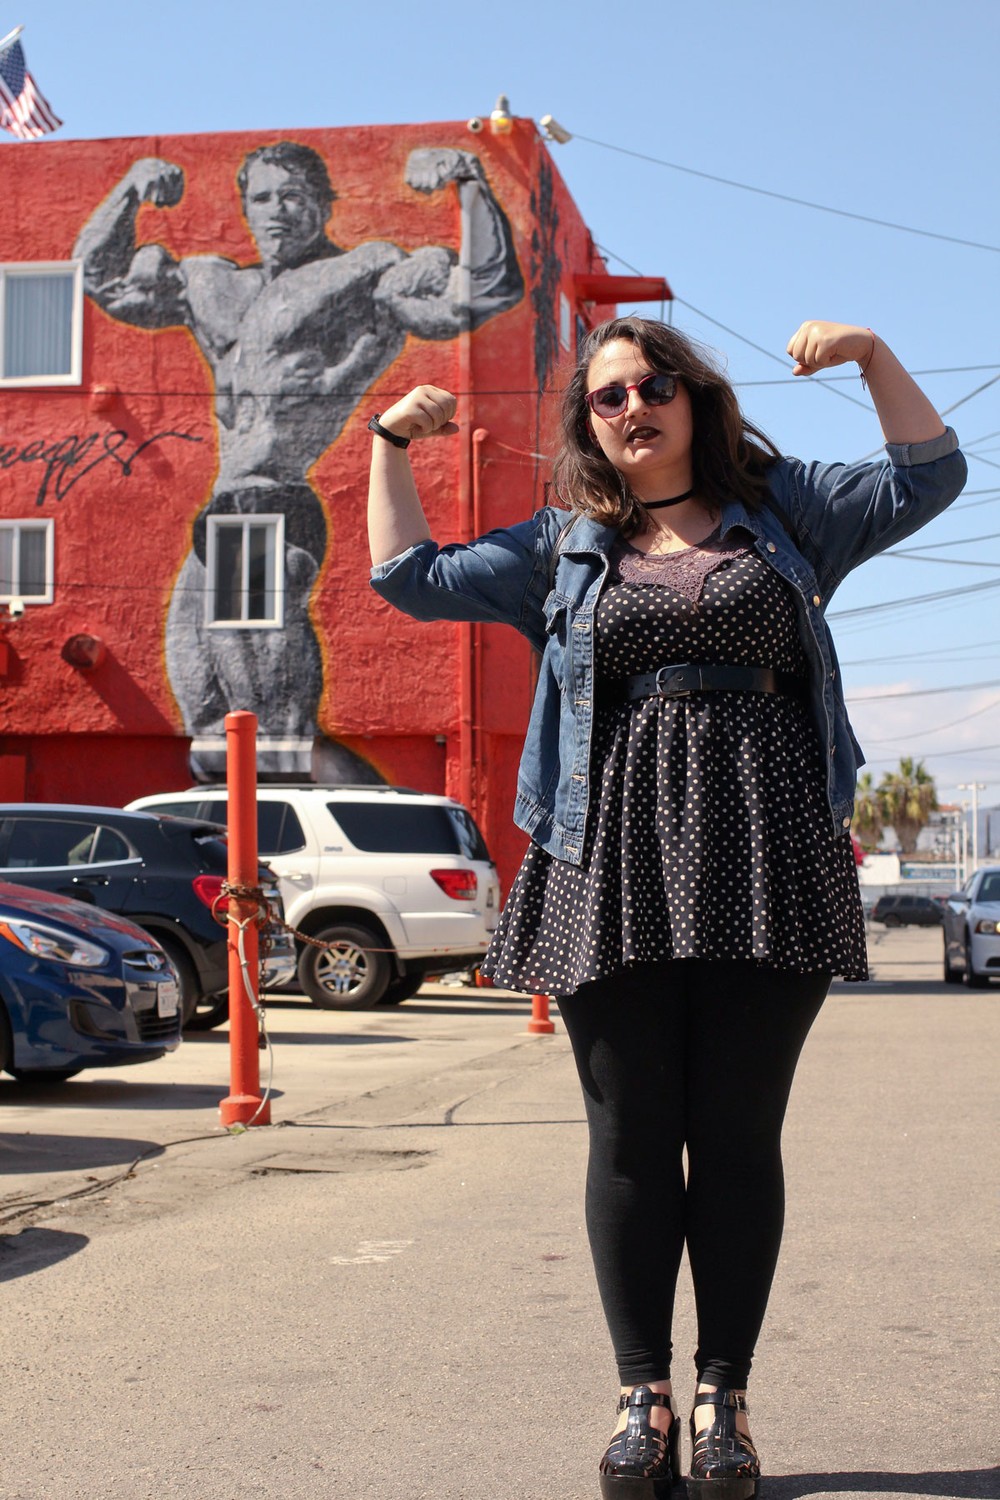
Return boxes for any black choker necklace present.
[642,488,695,510]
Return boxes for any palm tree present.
[877,757,938,855]
[852,771,884,850]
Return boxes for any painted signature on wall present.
[0,428,203,507]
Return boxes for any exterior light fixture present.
[490,94,513,135]
[61,634,107,670]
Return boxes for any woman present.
[366,318,966,1499]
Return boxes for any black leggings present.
[559,960,828,1388]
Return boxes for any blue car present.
[0,881,182,1083]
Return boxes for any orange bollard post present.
[527,992,556,1035]
[219,710,271,1127]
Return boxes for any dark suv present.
[0,805,294,1027]
[871,894,944,928]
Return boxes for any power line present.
[846,678,1000,703]
[829,576,1000,621]
[886,530,1000,553]
[2,367,998,399]
[598,244,997,436]
[667,291,871,412]
[738,365,1000,387]
[940,371,1000,417]
[840,640,999,667]
[953,491,1000,512]
[572,133,1000,254]
[860,695,1000,744]
[853,370,1000,463]
[884,555,1000,570]
[923,741,1000,759]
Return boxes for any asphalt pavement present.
[0,928,996,1500]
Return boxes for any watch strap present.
[368,413,411,449]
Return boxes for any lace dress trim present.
[612,527,753,602]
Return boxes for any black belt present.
[616,664,804,702]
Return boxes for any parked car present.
[0,806,295,1029]
[0,881,181,1082]
[126,785,500,1009]
[942,866,1000,987]
[870,894,944,928]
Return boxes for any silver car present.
[942,865,1000,987]
[125,786,500,1009]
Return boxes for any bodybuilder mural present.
[73,142,523,778]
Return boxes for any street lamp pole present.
[958,782,987,874]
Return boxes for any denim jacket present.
[371,429,966,864]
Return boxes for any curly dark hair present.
[236,142,336,220]
[552,317,782,536]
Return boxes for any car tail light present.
[430,868,477,901]
[193,874,228,914]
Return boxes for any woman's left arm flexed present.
[787,320,946,446]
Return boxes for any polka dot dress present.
[482,533,869,994]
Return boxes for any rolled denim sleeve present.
[884,426,961,468]
[369,511,558,648]
[776,427,968,592]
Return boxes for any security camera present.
[7,598,25,619]
[540,115,573,144]
[467,117,484,134]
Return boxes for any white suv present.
[125,785,500,1009]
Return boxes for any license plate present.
[157,979,179,1018]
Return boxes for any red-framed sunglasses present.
[585,371,679,420]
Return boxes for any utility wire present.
[573,133,1000,255]
[859,695,1000,744]
[853,369,1000,463]
[739,365,1000,387]
[2,366,998,401]
[840,640,997,667]
[886,530,1000,552]
[883,555,1000,570]
[829,576,1000,620]
[940,371,1000,417]
[921,740,1000,759]
[597,247,873,414]
[846,677,1000,702]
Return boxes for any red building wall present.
[0,118,615,891]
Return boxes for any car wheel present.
[966,935,990,989]
[882,914,901,928]
[185,992,230,1030]
[0,1001,13,1075]
[297,924,390,1009]
[943,942,964,985]
[156,934,201,1027]
[378,973,425,1006]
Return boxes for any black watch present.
[368,414,411,449]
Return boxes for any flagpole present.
[0,25,25,51]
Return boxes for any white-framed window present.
[205,514,284,627]
[0,519,54,604]
[0,262,83,386]
[559,291,572,351]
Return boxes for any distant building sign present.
[901,863,958,883]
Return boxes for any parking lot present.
[0,923,996,1500]
[0,923,982,1210]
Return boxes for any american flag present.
[0,33,62,140]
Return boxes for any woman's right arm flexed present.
[367,385,459,564]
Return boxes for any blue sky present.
[6,0,1000,813]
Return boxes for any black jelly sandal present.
[598,1385,680,1499]
[687,1388,760,1500]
